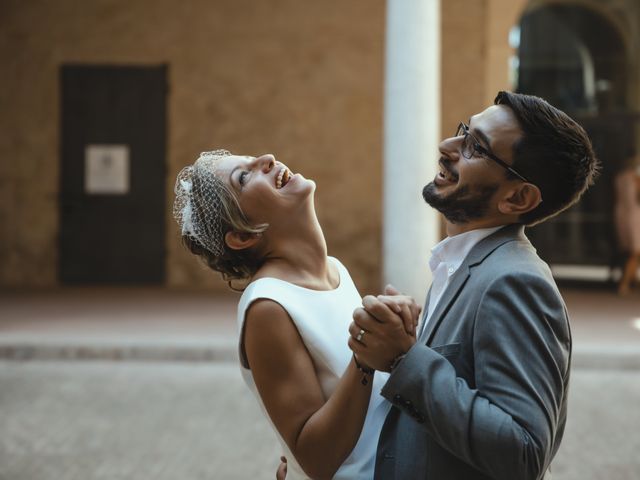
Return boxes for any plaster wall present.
[441,0,489,142]
[1,0,567,294]
[0,0,386,293]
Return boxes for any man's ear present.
[497,183,542,216]
[224,231,262,251]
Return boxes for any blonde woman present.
[174,150,419,479]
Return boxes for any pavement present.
[0,286,639,479]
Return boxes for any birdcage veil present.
[173,149,233,256]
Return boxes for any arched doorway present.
[515,2,638,277]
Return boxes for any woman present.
[174,150,419,479]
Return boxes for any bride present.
[174,150,419,479]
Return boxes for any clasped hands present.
[348,285,421,372]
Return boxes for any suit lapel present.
[416,286,433,339]
[419,224,526,345]
[419,267,470,343]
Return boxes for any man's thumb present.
[384,284,401,295]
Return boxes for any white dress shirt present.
[424,226,503,329]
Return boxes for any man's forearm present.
[381,344,550,480]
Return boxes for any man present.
[348,91,598,480]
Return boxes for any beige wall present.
[441,0,527,137]
[0,0,386,294]
[441,0,489,142]
[8,0,617,294]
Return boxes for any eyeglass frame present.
[455,122,533,185]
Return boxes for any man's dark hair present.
[494,91,599,225]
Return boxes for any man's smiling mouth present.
[437,158,459,184]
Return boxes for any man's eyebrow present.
[468,119,492,151]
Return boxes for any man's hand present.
[376,284,421,336]
[348,287,418,372]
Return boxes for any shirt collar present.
[429,225,504,275]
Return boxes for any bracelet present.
[353,355,375,385]
[388,353,406,372]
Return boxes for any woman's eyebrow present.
[230,165,241,188]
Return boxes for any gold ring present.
[356,329,365,342]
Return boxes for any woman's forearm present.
[293,358,373,479]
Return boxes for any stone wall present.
[0,0,386,294]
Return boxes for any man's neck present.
[445,219,513,237]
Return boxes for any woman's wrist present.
[352,354,375,385]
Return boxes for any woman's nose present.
[256,154,275,172]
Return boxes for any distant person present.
[173,150,421,479]
[347,91,599,480]
[587,84,640,292]
[580,84,639,276]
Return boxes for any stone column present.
[383,0,441,305]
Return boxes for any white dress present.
[237,257,390,480]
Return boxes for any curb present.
[0,339,238,363]
[1,341,639,370]
[572,346,640,370]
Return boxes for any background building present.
[2,2,640,479]
[1,0,638,297]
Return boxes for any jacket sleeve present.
[380,272,571,480]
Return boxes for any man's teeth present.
[439,168,457,182]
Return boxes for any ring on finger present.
[356,329,366,342]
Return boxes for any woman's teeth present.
[276,168,291,189]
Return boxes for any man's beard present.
[422,181,499,224]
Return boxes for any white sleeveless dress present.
[237,257,391,480]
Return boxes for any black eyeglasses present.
[456,122,532,184]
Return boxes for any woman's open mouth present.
[276,166,292,189]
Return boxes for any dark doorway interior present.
[517,5,636,270]
[59,65,167,284]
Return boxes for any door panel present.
[59,65,167,284]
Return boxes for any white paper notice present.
[84,145,130,195]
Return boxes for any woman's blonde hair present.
[174,150,268,290]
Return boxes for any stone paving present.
[0,287,639,479]
[0,361,279,480]
[1,361,639,480]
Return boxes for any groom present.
[349,91,598,480]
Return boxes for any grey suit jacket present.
[374,224,570,480]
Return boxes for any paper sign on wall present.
[84,145,130,195]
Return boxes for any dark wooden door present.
[59,65,167,284]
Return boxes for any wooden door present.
[59,65,167,284]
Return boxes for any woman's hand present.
[375,284,421,336]
[276,456,287,480]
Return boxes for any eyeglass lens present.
[455,123,474,159]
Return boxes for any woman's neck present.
[255,214,337,289]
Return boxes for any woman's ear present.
[224,231,262,251]
[498,183,542,216]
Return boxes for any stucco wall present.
[0,0,386,294]
[5,0,586,294]
[441,0,529,133]
[440,0,488,142]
